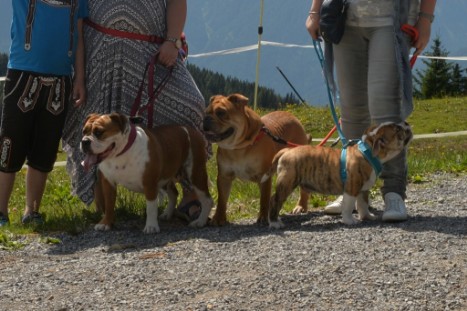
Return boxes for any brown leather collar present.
[116,124,137,157]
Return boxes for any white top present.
[346,0,420,27]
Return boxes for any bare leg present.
[24,166,48,215]
[0,171,16,217]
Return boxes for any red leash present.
[258,126,302,148]
[130,52,173,128]
[84,18,173,128]
[318,125,337,147]
[401,24,419,68]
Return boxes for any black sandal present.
[21,211,44,225]
[176,200,201,222]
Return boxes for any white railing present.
[46,130,467,168]
[0,43,465,82]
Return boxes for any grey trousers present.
[334,25,409,198]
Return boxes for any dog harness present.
[340,140,382,184]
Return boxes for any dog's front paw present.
[360,213,377,221]
[292,205,308,214]
[189,218,208,228]
[143,224,160,234]
[269,219,285,229]
[94,223,111,231]
[159,210,173,221]
[256,216,269,226]
[210,215,227,226]
[342,215,360,225]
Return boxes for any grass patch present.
[1,97,467,249]
[408,97,467,134]
[408,136,467,176]
[0,231,26,250]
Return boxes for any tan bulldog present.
[203,93,310,225]
[268,121,413,227]
[81,112,213,233]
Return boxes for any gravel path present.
[1,172,466,311]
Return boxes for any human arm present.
[159,0,187,67]
[413,0,437,56]
[305,0,323,40]
[73,18,86,107]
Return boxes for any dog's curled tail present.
[260,147,293,183]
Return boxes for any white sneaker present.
[323,195,344,215]
[382,192,408,222]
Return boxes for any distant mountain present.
[1,0,466,106]
[184,0,467,106]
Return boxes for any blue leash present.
[312,40,382,183]
[313,40,349,182]
[312,40,347,146]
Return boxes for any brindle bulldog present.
[268,121,413,228]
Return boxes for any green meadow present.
[1,96,466,248]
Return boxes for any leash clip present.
[129,116,144,125]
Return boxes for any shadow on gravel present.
[43,209,466,256]
[397,215,467,236]
[279,212,467,236]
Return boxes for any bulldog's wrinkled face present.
[203,93,256,149]
[363,121,413,163]
[80,113,129,171]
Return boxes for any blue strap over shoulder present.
[357,140,383,177]
[340,147,348,183]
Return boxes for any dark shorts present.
[0,69,72,173]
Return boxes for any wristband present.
[419,11,435,23]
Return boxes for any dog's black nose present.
[203,116,213,131]
[81,139,91,152]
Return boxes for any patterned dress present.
[62,0,207,205]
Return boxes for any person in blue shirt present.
[0,0,88,226]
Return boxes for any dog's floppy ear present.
[363,124,385,156]
[371,137,386,156]
[209,95,221,105]
[109,112,129,133]
[84,113,100,124]
[227,93,249,108]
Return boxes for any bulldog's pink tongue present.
[81,154,98,172]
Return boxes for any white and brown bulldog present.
[268,121,413,228]
[203,93,310,225]
[81,112,213,233]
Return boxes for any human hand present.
[305,13,321,40]
[158,41,179,67]
[72,78,86,108]
[413,18,432,56]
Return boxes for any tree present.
[413,36,467,98]
[414,36,452,99]
[186,63,298,109]
[448,64,467,96]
